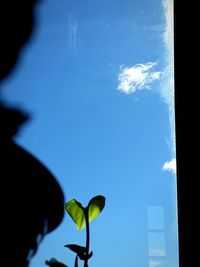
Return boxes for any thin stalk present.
[84,208,90,267]
[74,255,78,267]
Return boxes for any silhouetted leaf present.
[88,195,105,223]
[45,258,68,267]
[65,199,86,230]
[64,244,86,255]
[87,251,93,260]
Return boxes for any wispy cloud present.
[161,0,174,117]
[118,62,162,94]
[162,158,176,174]
[162,0,176,174]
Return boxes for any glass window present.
[1,0,178,267]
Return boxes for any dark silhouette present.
[0,1,64,266]
[174,4,197,266]
[45,258,68,267]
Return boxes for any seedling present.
[45,195,105,267]
[64,195,106,267]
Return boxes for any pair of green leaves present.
[64,195,105,262]
[65,195,105,231]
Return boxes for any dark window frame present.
[174,1,197,266]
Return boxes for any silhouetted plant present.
[45,195,106,267]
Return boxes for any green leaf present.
[65,195,106,230]
[88,195,106,223]
[64,244,86,255]
[65,199,86,230]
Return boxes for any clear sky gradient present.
[1,0,178,267]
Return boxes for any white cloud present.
[162,158,176,174]
[117,62,162,94]
[163,0,174,53]
[161,0,176,158]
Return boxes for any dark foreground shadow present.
[0,1,64,266]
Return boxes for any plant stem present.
[74,255,78,267]
[84,208,90,267]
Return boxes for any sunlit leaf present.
[88,195,105,223]
[65,199,86,230]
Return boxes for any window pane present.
[1,0,178,267]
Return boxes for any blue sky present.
[1,0,178,267]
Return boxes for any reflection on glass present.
[148,233,166,257]
[148,206,164,230]
[149,259,166,267]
